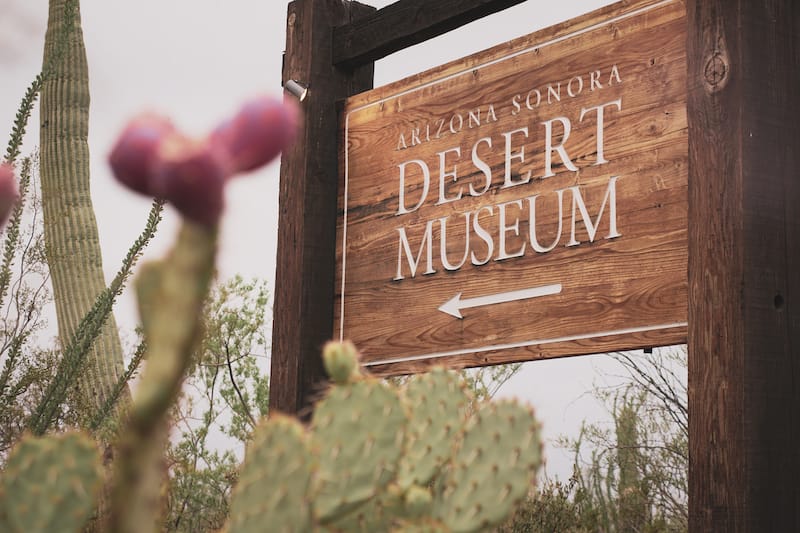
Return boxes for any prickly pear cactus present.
[433,401,542,532]
[311,376,408,523]
[228,415,314,533]
[322,340,362,384]
[397,368,471,489]
[1,432,102,533]
[225,342,542,533]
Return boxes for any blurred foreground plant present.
[0,91,543,532]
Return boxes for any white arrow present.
[438,283,562,319]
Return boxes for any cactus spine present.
[39,0,128,412]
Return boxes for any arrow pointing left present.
[438,283,563,319]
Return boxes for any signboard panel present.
[336,0,687,375]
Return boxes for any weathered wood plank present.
[336,0,688,374]
[270,0,374,416]
[332,0,529,69]
[366,325,687,377]
[687,0,800,530]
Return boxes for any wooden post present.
[270,0,374,415]
[687,0,800,530]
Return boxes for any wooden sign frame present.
[335,0,688,375]
[271,0,800,530]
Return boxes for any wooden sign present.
[335,0,687,375]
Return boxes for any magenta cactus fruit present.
[154,135,226,227]
[110,94,298,227]
[0,164,19,228]
[109,113,176,195]
[210,96,298,174]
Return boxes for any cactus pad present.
[311,378,407,523]
[398,368,471,489]
[433,400,542,532]
[2,432,102,533]
[228,415,314,533]
[322,340,361,384]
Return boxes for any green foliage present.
[0,157,58,455]
[164,276,270,531]
[500,348,688,533]
[0,152,161,449]
[1,431,102,533]
[27,199,164,435]
[196,276,270,441]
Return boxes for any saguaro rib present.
[40,0,128,410]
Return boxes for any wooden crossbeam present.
[333,0,528,69]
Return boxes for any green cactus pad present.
[397,368,471,489]
[393,517,451,533]
[311,378,408,524]
[324,482,410,532]
[228,414,314,533]
[322,340,361,384]
[2,432,102,533]
[433,400,542,533]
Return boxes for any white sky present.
[1,0,686,481]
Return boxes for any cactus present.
[397,368,471,490]
[40,0,129,412]
[228,415,314,533]
[0,94,540,532]
[1,432,102,533]
[311,375,408,524]
[108,221,217,533]
[433,400,542,532]
[221,343,542,533]
[104,94,296,532]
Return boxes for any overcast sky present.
[0,0,683,480]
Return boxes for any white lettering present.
[397,159,430,214]
[567,176,621,247]
[580,99,622,165]
[496,199,526,260]
[470,137,493,196]
[542,117,579,178]
[394,221,436,280]
[501,127,533,188]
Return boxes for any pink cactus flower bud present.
[0,163,20,228]
[154,135,226,227]
[109,113,176,195]
[210,96,298,175]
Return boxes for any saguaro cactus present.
[39,0,128,410]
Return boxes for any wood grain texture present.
[332,0,529,69]
[337,0,688,374]
[687,0,800,530]
[270,0,374,416]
